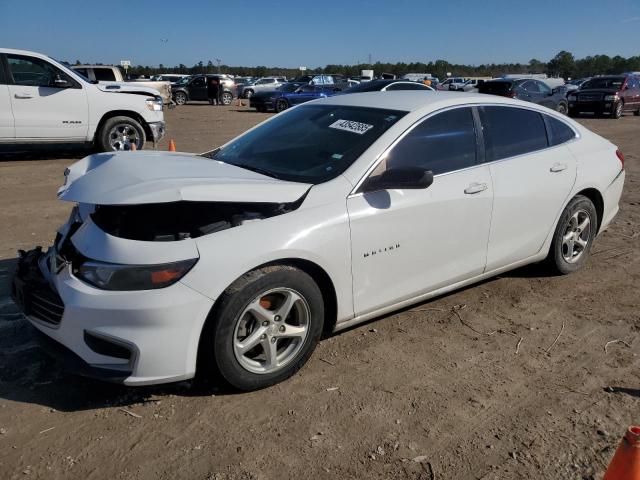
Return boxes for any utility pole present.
[368,53,372,66]
[216,58,221,73]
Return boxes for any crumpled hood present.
[96,82,160,97]
[57,151,312,205]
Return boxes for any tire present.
[245,89,254,99]
[613,101,623,119]
[634,109,640,117]
[205,265,324,391]
[547,195,597,275]
[275,98,289,113]
[174,91,187,105]
[556,102,568,115]
[221,92,233,105]
[97,116,145,152]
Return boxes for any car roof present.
[316,91,551,114]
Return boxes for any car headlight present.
[568,94,577,100]
[145,97,163,111]
[604,94,618,101]
[75,258,197,291]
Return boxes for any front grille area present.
[25,286,65,326]
[12,247,65,327]
[578,93,602,102]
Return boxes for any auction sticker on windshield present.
[329,119,374,135]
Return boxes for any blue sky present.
[1,0,640,67]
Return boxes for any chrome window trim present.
[348,102,580,197]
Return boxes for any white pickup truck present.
[0,48,165,151]
[72,65,172,104]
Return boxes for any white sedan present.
[13,92,625,390]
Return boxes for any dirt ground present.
[0,103,638,480]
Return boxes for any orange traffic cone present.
[603,426,640,479]
[168,139,176,152]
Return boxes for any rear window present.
[545,116,576,146]
[478,81,513,94]
[94,68,117,82]
[479,106,548,162]
[210,105,407,184]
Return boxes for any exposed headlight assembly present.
[604,94,619,101]
[145,97,163,111]
[568,94,577,100]
[75,258,197,290]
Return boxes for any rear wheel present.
[275,98,289,113]
[221,92,233,105]
[97,116,145,152]
[547,195,597,275]
[205,265,324,391]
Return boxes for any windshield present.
[175,76,190,85]
[277,83,302,93]
[581,77,624,90]
[208,104,407,184]
[343,82,385,93]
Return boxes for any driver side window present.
[370,107,478,178]
[7,54,61,87]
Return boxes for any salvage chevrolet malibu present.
[13,92,625,391]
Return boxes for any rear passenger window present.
[546,116,576,146]
[479,106,548,162]
[381,107,477,175]
[94,68,116,81]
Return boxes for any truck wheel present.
[174,91,187,105]
[204,265,324,391]
[97,116,145,152]
[221,92,233,105]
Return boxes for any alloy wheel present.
[108,124,141,151]
[232,288,310,374]
[561,209,591,263]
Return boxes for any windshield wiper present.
[234,164,282,180]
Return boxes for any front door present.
[6,54,88,141]
[348,107,493,316]
[189,76,208,101]
[479,106,577,271]
[0,63,15,139]
[289,85,319,105]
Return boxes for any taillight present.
[506,91,517,98]
[616,149,625,169]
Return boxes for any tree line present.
[71,51,640,80]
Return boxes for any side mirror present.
[53,75,72,88]
[362,166,434,192]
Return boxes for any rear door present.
[6,53,89,140]
[624,77,640,110]
[480,106,577,270]
[289,85,318,105]
[0,55,15,139]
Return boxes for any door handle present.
[550,163,567,172]
[464,182,488,194]
[14,93,34,99]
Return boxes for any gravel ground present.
[0,103,638,480]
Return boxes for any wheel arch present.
[195,257,339,377]
[94,110,152,144]
[575,187,604,233]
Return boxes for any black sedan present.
[478,79,569,114]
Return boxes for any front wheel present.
[547,195,597,274]
[556,102,568,115]
[613,101,624,119]
[206,265,324,391]
[174,91,187,105]
[97,116,145,152]
[221,92,233,105]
